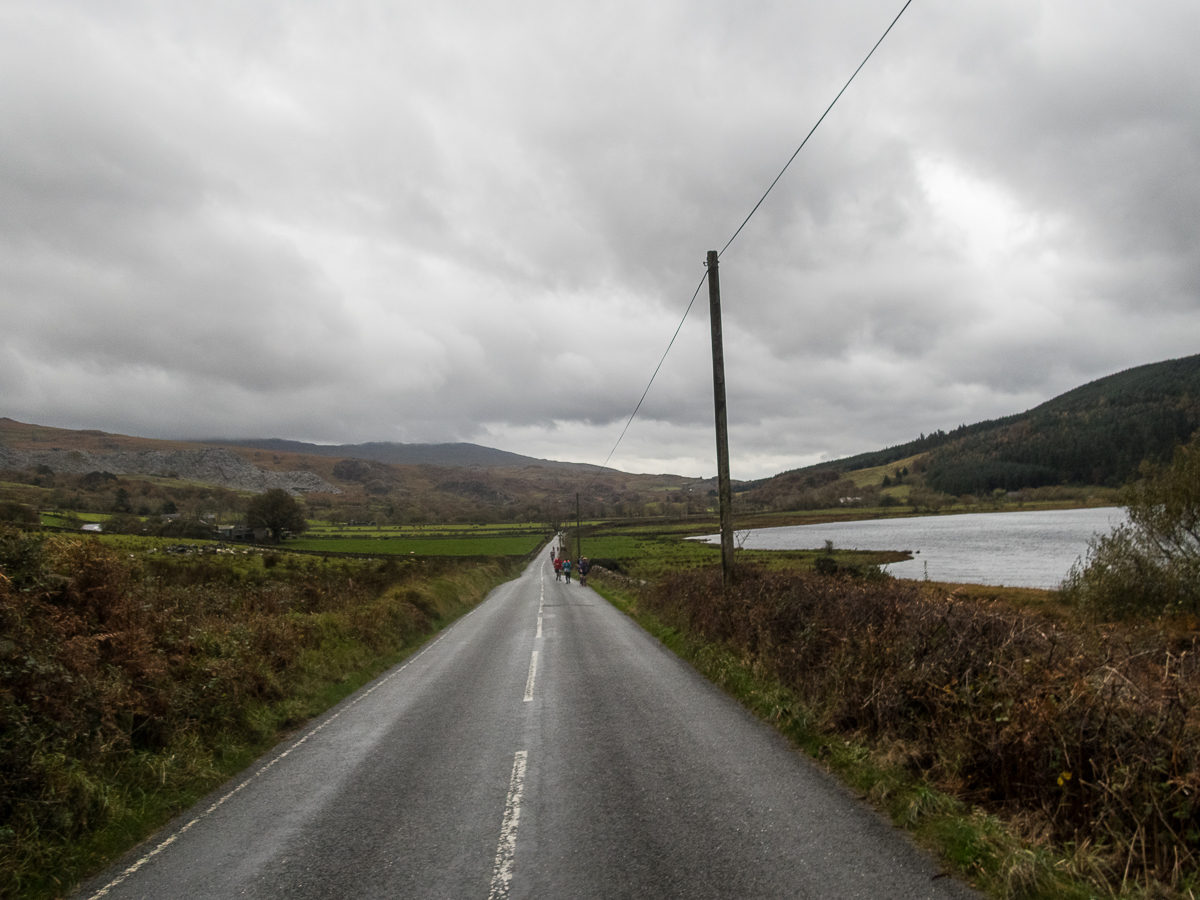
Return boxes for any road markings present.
[487,751,528,900]
[523,650,539,702]
[83,630,453,900]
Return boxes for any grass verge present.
[590,572,1181,900]
[0,529,524,899]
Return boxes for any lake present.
[694,506,1128,589]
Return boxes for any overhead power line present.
[582,0,913,490]
[584,272,707,491]
[720,0,913,258]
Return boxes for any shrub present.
[588,557,626,575]
[0,501,39,526]
[645,567,1200,893]
[1063,434,1200,617]
[813,555,838,575]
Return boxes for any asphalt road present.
[76,550,980,900]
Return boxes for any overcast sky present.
[2,0,1198,479]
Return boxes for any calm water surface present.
[696,507,1127,589]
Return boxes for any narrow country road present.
[75,550,979,900]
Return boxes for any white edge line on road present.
[523,650,539,702]
[84,629,452,899]
[486,750,528,900]
[536,616,542,639]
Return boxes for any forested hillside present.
[766,354,1200,497]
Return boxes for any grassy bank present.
[592,566,1200,900]
[0,527,521,899]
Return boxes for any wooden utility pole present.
[576,492,582,559]
[707,250,735,588]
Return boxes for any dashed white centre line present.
[523,650,539,702]
[486,751,528,900]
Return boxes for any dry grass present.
[920,582,1079,624]
[643,566,1200,896]
[843,453,930,488]
[0,526,514,898]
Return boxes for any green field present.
[578,534,717,576]
[42,511,112,526]
[567,527,908,579]
[34,516,553,559]
[305,523,548,536]
[286,533,549,556]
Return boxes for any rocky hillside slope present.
[0,444,338,494]
[215,438,595,471]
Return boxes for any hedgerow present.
[0,527,510,897]
[646,567,1200,895]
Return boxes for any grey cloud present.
[1,0,1199,478]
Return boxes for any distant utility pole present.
[707,250,735,589]
[576,494,585,564]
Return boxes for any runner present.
[562,557,572,584]
[553,556,563,581]
[578,556,590,587]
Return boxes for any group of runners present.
[550,548,590,585]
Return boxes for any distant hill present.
[208,438,597,472]
[760,354,1200,497]
[0,418,712,522]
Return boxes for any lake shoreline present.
[692,506,1125,590]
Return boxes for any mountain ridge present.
[759,353,1200,496]
[207,437,600,472]
[0,417,709,521]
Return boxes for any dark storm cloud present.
[1,0,1198,477]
